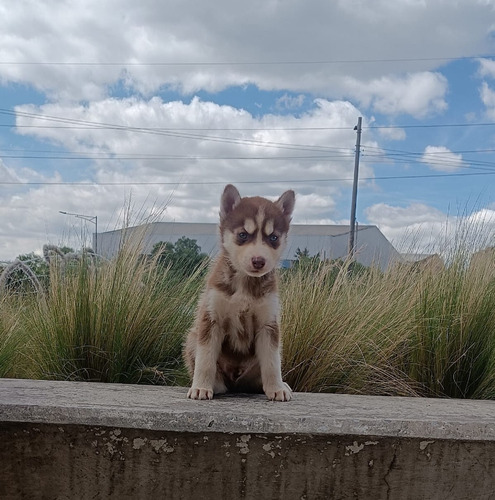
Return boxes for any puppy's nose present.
[251,256,266,270]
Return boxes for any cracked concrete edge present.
[1,378,495,441]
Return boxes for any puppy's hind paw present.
[187,387,214,400]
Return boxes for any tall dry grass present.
[409,249,495,398]
[1,219,494,399]
[22,235,202,385]
[281,242,495,398]
[281,261,422,396]
[0,296,26,378]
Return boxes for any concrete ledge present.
[2,378,495,440]
[1,378,495,499]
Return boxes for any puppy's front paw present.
[187,387,214,400]
[265,383,292,402]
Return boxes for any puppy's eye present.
[238,232,248,241]
[269,234,278,243]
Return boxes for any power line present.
[0,108,355,154]
[5,122,495,131]
[3,150,495,172]
[363,145,495,155]
[3,147,495,174]
[3,109,495,174]
[364,147,495,170]
[367,122,495,130]
[4,106,495,132]
[3,140,495,171]
[0,153,355,161]
[0,54,493,66]
[0,124,354,131]
[8,146,495,156]
[1,109,355,133]
[5,107,495,164]
[1,170,495,187]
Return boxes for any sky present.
[1,0,495,261]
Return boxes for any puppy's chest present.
[208,289,277,347]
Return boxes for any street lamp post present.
[59,211,98,255]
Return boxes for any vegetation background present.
[1,230,495,400]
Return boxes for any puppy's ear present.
[220,184,241,220]
[275,190,295,219]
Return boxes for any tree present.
[294,247,311,260]
[288,247,370,285]
[292,247,321,272]
[151,237,208,277]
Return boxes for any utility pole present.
[348,116,362,259]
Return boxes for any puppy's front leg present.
[188,316,222,400]
[256,323,292,402]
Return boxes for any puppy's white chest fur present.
[207,287,279,353]
[208,286,278,322]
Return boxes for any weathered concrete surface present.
[1,378,495,499]
[2,378,495,440]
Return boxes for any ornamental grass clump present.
[25,233,203,385]
[281,259,421,396]
[0,297,25,378]
[1,214,494,400]
[281,221,495,399]
[408,248,495,398]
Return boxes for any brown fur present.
[184,184,295,401]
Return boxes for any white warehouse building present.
[96,222,401,271]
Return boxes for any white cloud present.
[480,81,495,119]
[294,193,338,221]
[13,97,370,181]
[478,58,495,79]
[366,202,495,255]
[275,94,306,111]
[344,72,448,118]
[0,1,493,111]
[367,202,445,227]
[0,160,20,183]
[377,127,407,141]
[0,97,378,259]
[421,146,464,172]
[366,202,450,253]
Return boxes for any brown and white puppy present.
[184,184,295,401]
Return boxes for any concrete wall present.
[1,379,495,499]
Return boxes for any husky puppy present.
[184,184,295,401]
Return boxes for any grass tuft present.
[22,238,202,385]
